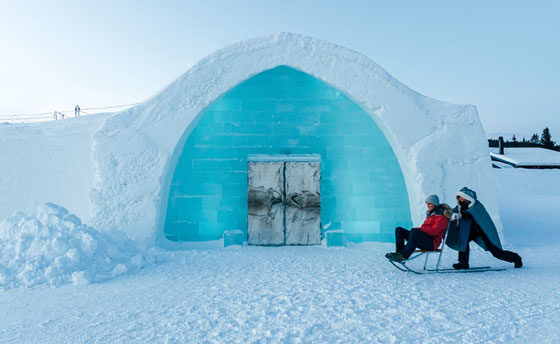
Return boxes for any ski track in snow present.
[1,244,559,344]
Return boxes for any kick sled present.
[387,223,506,274]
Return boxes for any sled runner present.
[387,250,505,274]
[387,222,506,274]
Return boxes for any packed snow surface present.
[0,169,559,343]
[2,244,558,343]
[0,203,154,289]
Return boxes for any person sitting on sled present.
[385,195,452,262]
[446,187,523,270]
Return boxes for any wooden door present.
[247,162,285,245]
[285,161,321,245]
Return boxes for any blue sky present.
[1,0,558,138]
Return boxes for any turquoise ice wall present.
[164,66,412,242]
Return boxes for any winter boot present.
[452,263,470,270]
[514,255,523,268]
[386,252,407,262]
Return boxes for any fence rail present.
[0,103,139,123]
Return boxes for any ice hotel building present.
[88,33,501,246]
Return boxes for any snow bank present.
[0,203,154,289]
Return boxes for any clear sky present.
[1,0,558,138]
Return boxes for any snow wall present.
[89,33,502,246]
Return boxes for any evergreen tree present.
[540,127,555,149]
[530,133,540,145]
[512,134,518,147]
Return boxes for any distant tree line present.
[488,127,559,151]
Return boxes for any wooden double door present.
[247,160,321,245]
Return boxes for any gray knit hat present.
[425,194,440,206]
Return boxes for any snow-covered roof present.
[490,148,560,167]
[89,32,502,245]
[492,161,514,169]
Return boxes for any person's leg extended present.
[400,228,434,259]
[395,227,409,253]
[481,233,523,268]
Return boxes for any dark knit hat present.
[425,194,440,206]
[456,187,477,207]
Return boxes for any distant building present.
[491,147,560,169]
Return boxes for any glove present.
[451,213,461,221]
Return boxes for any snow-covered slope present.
[0,114,108,221]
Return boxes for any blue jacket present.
[445,201,502,252]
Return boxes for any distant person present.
[386,195,452,262]
[446,187,523,269]
[74,105,81,117]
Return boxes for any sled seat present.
[405,227,451,271]
[405,247,445,271]
[415,248,441,254]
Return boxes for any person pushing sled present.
[386,187,522,273]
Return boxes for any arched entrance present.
[163,65,412,243]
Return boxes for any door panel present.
[247,162,285,245]
[285,162,321,245]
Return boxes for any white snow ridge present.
[0,203,154,289]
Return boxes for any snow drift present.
[0,203,154,289]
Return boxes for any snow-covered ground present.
[1,168,559,343]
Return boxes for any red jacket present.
[420,213,449,250]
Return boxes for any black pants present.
[458,226,520,265]
[395,227,434,259]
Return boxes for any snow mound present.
[0,203,154,289]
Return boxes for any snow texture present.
[0,169,558,343]
[0,203,154,289]
[494,169,560,247]
[0,114,108,221]
[88,32,501,245]
[490,147,560,166]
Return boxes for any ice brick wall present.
[164,66,412,242]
